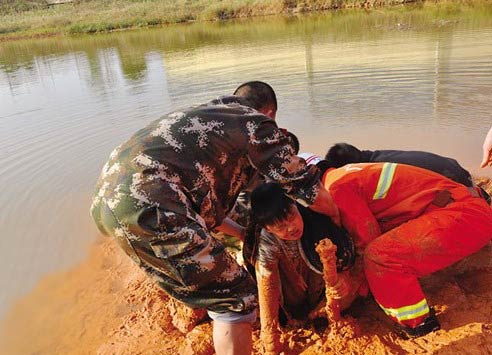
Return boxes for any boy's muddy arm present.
[315,239,341,325]
[317,239,363,352]
[256,262,283,355]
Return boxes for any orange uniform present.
[322,162,492,328]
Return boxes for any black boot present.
[394,309,441,339]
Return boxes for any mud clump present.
[179,323,214,355]
[167,298,207,334]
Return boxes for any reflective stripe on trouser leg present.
[364,252,430,328]
[378,298,430,324]
[364,196,492,328]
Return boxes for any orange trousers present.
[364,196,492,328]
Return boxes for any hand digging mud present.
[316,238,359,340]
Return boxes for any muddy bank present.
[1,177,491,355]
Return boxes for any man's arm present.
[331,188,381,247]
[481,126,492,168]
[247,119,320,206]
[215,217,246,241]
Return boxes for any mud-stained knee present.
[363,238,395,272]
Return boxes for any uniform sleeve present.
[247,119,320,206]
[331,187,381,248]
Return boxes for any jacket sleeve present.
[331,187,381,248]
[247,119,320,206]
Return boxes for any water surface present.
[1,3,492,319]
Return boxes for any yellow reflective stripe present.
[379,299,430,321]
[373,163,397,200]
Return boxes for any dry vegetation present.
[0,0,417,39]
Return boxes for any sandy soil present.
[1,178,492,355]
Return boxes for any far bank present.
[1,0,488,41]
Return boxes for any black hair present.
[233,81,278,112]
[325,143,362,168]
[286,131,300,154]
[316,160,333,175]
[250,182,294,226]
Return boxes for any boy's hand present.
[326,273,350,299]
[261,324,282,355]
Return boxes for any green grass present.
[0,0,486,40]
[0,0,49,14]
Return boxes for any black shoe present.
[394,309,441,339]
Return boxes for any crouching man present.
[321,162,492,338]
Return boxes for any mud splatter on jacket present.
[90,95,320,313]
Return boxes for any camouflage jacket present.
[91,95,320,231]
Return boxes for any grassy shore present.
[0,0,423,40]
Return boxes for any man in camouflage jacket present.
[90,81,337,355]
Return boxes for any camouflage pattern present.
[90,95,320,314]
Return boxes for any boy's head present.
[325,143,362,168]
[250,182,304,240]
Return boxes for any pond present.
[1,3,492,319]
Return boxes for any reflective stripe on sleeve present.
[378,298,430,322]
[373,163,397,200]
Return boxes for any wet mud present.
[1,178,491,354]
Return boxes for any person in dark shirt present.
[325,142,490,203]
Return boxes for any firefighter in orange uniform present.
[321,162,492,337]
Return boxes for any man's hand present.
[481,127,492,168]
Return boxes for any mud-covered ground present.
[1,178,492,355]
